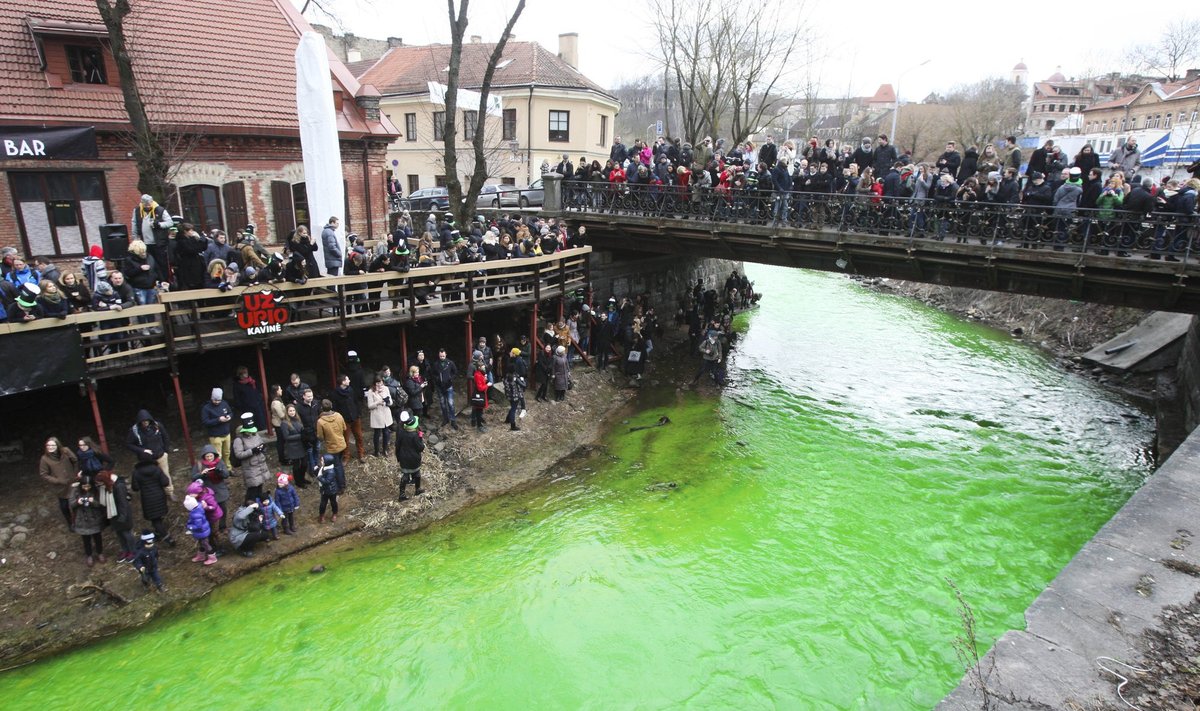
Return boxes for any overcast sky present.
[295,0,1198,100]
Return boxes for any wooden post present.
[86,380,108,454]
[400,325,409,374]
[171,371,196,465]
[465,314,474,366]
[326,334,338,389]
[256,344,273,437]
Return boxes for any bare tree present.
[1131,19,1200,82]
[442,0,525,227]
[649,0,807,145]
[94,0,170,199]
[943,77,1027,150]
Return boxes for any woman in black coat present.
[98,470,136,562]
[174,225,210,291]
[288,226,321,278]
[278,404,309,487]
[1073,145,1100,175]
[131,451,175,545]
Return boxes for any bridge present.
[541,176,1200,313]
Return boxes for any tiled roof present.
[867,84,895,104]
[0,0,397,138]
[358,41,615,100]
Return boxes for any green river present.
[2,265,1152,709]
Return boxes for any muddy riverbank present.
[0,363,642,670]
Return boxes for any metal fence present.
[560,180,1200,263]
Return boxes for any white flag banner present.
[295,32,345,270]
[427,81,503,117]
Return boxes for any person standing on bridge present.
[131,194,174,284]
[322,216,343,277]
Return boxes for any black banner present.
[0,126,98,160]
[0,327,86,396]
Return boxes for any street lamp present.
[891,59,931,149]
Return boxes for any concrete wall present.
[588,250,742,313]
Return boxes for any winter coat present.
[331,385,360,423]
[366,388,394,429]
[274,484,300,514]
[955,150,977,184]
[317,464,345,497]
[229,504,263,548]
[432,358,458,391]
[105,476,134,532]
[552,352,571,391]
[185,480,222,523]
[1107,144,1141,175]
[395,427,425,469]
[39,448,79,499]
[131,460,172,520]
[186,504,211,540]
[1073,151,1100,175]
[403,376,425,415]
[296,400,321,442]
[316,412,348,454]
[70,484,106,536]
[193,445,232,504]
[232,377,268,434]
[200,400,234,437]
[278,417,307,461]
[126,409,170,460]
[76,447,114,478]
[471,369,489,409]
[175,233,209,290]
[202,240,234,268]
[232,431,271,489]
[321,223,342,269]
[125,252,158,290]
[1053,180,1083,217]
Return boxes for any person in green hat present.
[395,411,425,500]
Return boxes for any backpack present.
[386,378,408,406]
[900,174,915,198]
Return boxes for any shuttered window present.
[222,181,248,235]
[271,180,294,238]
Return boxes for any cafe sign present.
[0,126,98,160]
[235,288,289,338]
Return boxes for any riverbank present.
[0,364,640,670]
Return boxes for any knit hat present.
[277,473,291,488]
[94,280,114,296]
[472,349,483,361]
[89,244,104,259]
[183,495,199,511]
[510,347,521,357]
[239,412,257,433]
[556,345,567,355]
[211,387,223,401]
[322,453,336,466]
[347,350,358,359]
[140,530,156,544]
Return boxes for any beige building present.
[1080,74,1200,136]
[354,34,620,193]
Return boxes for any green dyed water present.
[2,265,1152,709]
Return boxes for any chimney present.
[387,37,404,48]
[346,49,362,63]
[356,85,382,122]
[558,32,579,70]
[470,35,482,44]
[1186,68,1200,80]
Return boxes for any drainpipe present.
[527,85,534,185]
[361,139,374,240]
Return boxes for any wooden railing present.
[0,247,591,378]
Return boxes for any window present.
[271,181,294,237]
[1165,113,1171,129]
[434,175,448,188]
[433,111,446,141]
[549,110,570,142]
[600,115,608,147]
[8,171,110,257]
[407,175,419,194]
[1069,105,1076,113]
[222,182,248,234]
[500,177,516,186]
[179,185,222,233]
[502,108,517,141]
[1121,117,1127,131]
[66,44,107,84]
[1192,110,1198,123]
[1101,121,1107,132]
[405,113,417,142]
[463,110,478,140]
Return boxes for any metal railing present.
[560,180,1200,263]
[0,247,591,376]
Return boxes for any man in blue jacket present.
[770,160,793,226]
[200,388,234,464]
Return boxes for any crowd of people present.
[552,133,1200,257]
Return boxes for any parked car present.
[407,187,450,212]
[514,178,544,208]
[475,184,521,208]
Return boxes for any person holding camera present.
[231,413,271,501]
[366,376,394,457]
[70,474,107,566]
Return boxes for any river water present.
[1,265,1152,709]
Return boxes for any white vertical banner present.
[295,32,345,272]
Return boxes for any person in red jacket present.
[470,367,489,433]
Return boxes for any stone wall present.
[1172,315,1200,440]
[587,251,742,312]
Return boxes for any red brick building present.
[0,0,397,260]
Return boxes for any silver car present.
[475,184,521,208]
[514,178,544,208]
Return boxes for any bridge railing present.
[0,247,591,379]
[560,180,1200,263]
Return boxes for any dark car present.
[407,187,450,212]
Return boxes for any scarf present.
[42,289,63,304]
[138,201,159,220]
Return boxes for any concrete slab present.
[1081,311,1192,372]
[937,426,1200,709]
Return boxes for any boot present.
[191,552,206,563]
[331,514,338,522]
[318,514,324,524]
[203,554,218,566]
[289,521,297,535]
[510,422,520,431]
